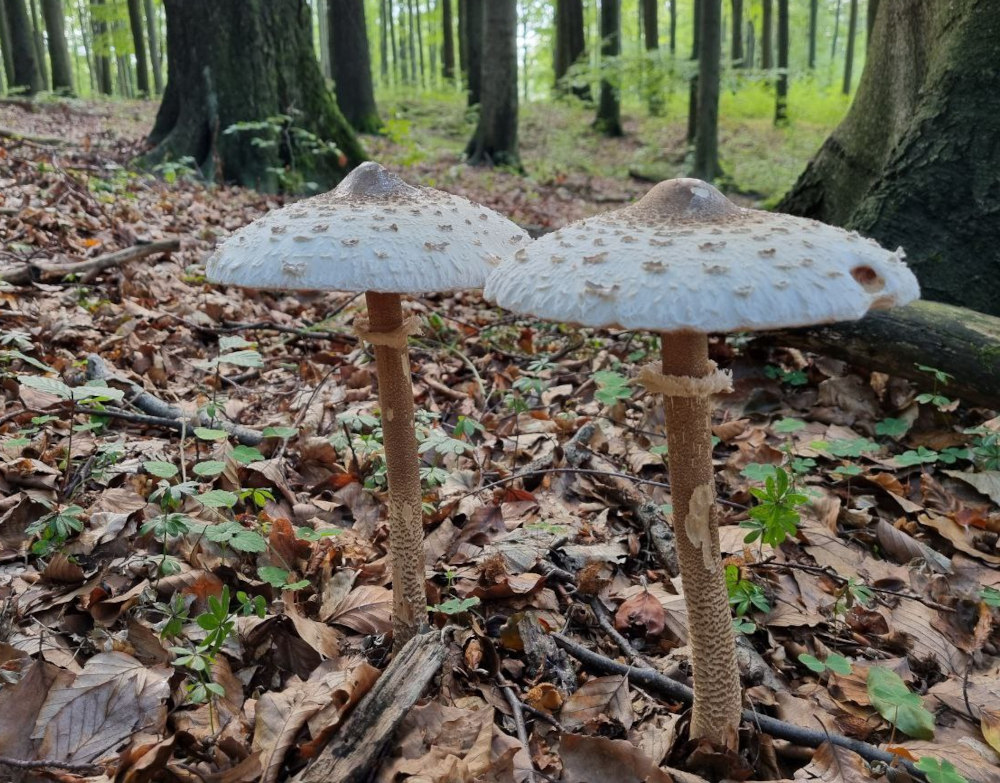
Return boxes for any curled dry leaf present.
[560,675,634,733]
[326,584,393,634]
[615,590,666,637]
[559,733,675,783]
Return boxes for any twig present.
[0,756,102,773]
[0,238,181,286]
[0,125,68,146]
[551,633,922,778]
[499,681,537,783]
[589,597,657,670]
[273,365,339,462]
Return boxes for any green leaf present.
[17,375,72,399]
[219,335,256,352]
[144,460,179,479]
[876,417,910,438]
[71,383,125,402]
[914,757,969,783]
[193,460,227,477]
[263,426,298,439]
[229,530,267,552]
[430,596,480,615]
[825,653,852,675]
[773,418,806,434]
[799,653,826,673]
[741,463,778,482]
[866,666,935,739]
[197,489,239,508]
[194,427,228,441]
[231,445,265,464]
[217,349,263,368]
[258,566,291,587]
[980,586,1000,607]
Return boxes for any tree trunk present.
[144,0,365,192]
[730,0,743,66]
[4,0,41,94]
[761,0,772,68]
[554,0,589,100]
[764,301,1000,410]
[830,0,841,60]
[867,0,880,45]
[808,0,818,68]
[441,0,453,80]
[593,0,622,136]
[413,0,424,87]
[457,0,465,82]
[126,0,149,96]
[28,0,47,89]
[842,0,858,94]
[642,0,662,115]
[465,0,517,167]
[92,0,113,95]
[317,0,330,78]
[405,0,416,84]
[463,0,481,105]
[329,0,381,133]
[669,0,676,54]
[779,0,1000,315]
[686,0,700,143]
[0,0,14,90]
[143,0,162,93]
[40,0,71,92]
[774,0,788,123]
[691,0,721,180]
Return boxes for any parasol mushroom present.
[485,177,919,748]
[208,162,528,647]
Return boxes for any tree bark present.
[463,0,481,105]
[686,0,700,143]
[730,0,743,66]
[465,0,518,167]
[143,0,162,93]
[774,0,788,123]
[4,0,40,94]
[144,0,364,192]
[593,0,622,136]
[867,0,880,45]
[40,0,71,92]
[413,0,424,87]
[456,0,465,82]
[842,0,858,94]
[761,0,772,68]
[0,0,14,90]
[126,0,149,96]
[764,301,1000,410]
[691,0,721,180]
[669,0,676,54]
[808,0,818,68]
[641,0,663,114]
[28,0,47,89]
[779,0,1000,315]
[554,0,589,100]
[92,0,113,95]
[317,0,330,78]
[329,0,381,133]
[441,0,453,81]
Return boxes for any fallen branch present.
[85,354,264,446]
[295,631,447,783]
[551,633,922,778]
[498,681,537,783]
[0,239,181,286]
[0,125,68,146]
[0,755,102,774]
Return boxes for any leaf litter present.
[0,99,997,782]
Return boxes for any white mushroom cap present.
[207,162,528,294]
[485,178,920,332]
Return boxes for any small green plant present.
[258,566,310,592]
[969,430,1000,471]
[26,504,85,556]
[592,370,633,406]
[833,577,875,619]
[151,155,199,184]
[895,446,970,468]
[866,665,935,739]
[429,596,481,615]
[798,652,852,675]
[914,364,955,410]
[238,486,276,510]
[741,467,808,548]
[915,757,970,783]
[764,364,808,386]
[725,564,771,617]
[980,586,1000,607]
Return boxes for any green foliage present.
[741,463,777,482]
[26,504,85,556]
[866,666,935,740]
[970,432,1000,471]
[764,364,808,386]
[257,566,310,592]
[876,418,910,438]
[453,415,485,440]
[201,520,267,553]
[725,565,771,616]
[741,467,808,548]
[238,487,275,510]
[895,446,970,468]
[419,427,473,457]
[592,370,633,406]
[980,586,1000,607]
[915,757,970,783]
[798,652,852,675]
[429,596,481,615]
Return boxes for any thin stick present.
[499,682,537,783]
[0,239,181,286]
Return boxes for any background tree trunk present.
[465,0,517,167]
[867,0,880,44]
[143,0,162,93]
[4,0,41,94]
[761,0,772,68]
[463,0,481,105]
[779,0,1000,315]
[92,0,113,95]
[686,0,700,143]
[126,0,149,96]
[0,0,14,90]
[413,0,424,87]
[318,0,331,78]
[40,0,71,92]
[329,0,381,132]
[145,0,364,192]
[593,0,622,136]
[808,0,818,68]
[641,0,662,114]
[28,0,47,90]
[730,0,743,66]
[441,0,454,81]
[553,0,589,100]
[774,0,788,123]
[691,0,720,179]
[669,0,676,54]
[842,0,858,94]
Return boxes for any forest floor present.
[0,97,998,783]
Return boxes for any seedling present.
[725,564,771,616]
[592,370,633,406]
[26,504,85,557]
[798,652,852,675]
[866,666,935,739]
[741,467,808,549]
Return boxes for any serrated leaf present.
[144,460,179,479]
[193,460,226,477]
[231,445,265,464]
[258,566,290,587]
[196,490,238,508]
[867,666,935,739]
[230,530,267,552]
[18,375,72,399]
[194,427,228,441]
[217,349,263,368]
[262,426,298,439]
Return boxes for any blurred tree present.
[691,0,721,179]
[144,0,162,93]
[441,0,454,81]
[126,0,148,95]
[775,0,787,123]
[28,0,47,89]
[144,0,364,191]
[554,0,589,100]
[465,0,517,166]
[780,0,1000,314]
[642,0,663,114]
[0,0,14,89]
[461,0,481,105]
[730,0,743,66]
[91,0,113,94]
[40,0,72,92]
[761,0,772,68]
[329,0,381,132]
[807,0,817,68]
[593,0,622,136]
[842,0,857,94]
[4,0,41,94]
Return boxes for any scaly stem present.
[365,291,427,649]
[660,330,741,748]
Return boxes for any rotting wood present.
[85,354,264,446]
[295,631,446,783]
[763,300,1000,409]
[0,239,181,286]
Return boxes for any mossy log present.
[762,300,1000,410]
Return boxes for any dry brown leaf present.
[982,709,1000,755]
[559,733,675,783]
[33,652,171,764]
[524,682,564,712]
[325,584,393,634]
[0,659,65,759]
[615,589,667,637]
[284,597,342,659]
[902,739,1000,783]
[301,658,381,755]
[918,513,1000,565]
[560,675,634,732]
[792,741,871,781]
[875,519,952,573]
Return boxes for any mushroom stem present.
[659,330,741,749]
[365,291,427,649]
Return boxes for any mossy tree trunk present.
[0,0,15,90]
[143,0,162,94]
[91,0,113,95]
[593,0,623,136]
[465,0,518,167]
[144,0,365,192]
[462,0,482,105]
[779,0,1000,315]
[330,0,381,133]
